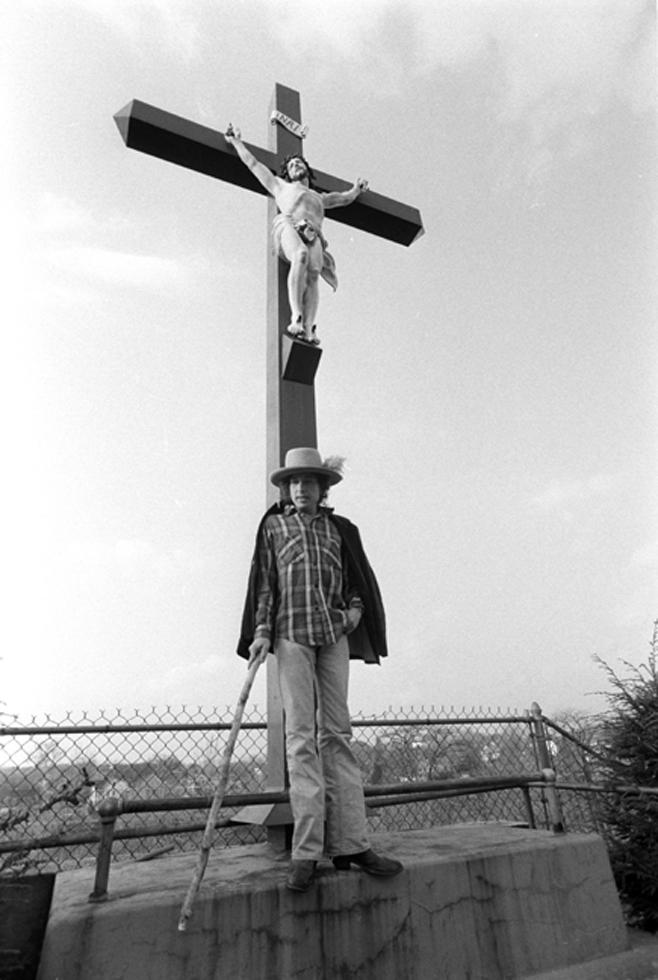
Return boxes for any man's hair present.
[280,474,330,506]
[279,154,316,189]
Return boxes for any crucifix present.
[114,82,424,844]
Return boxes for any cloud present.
[629,540,658,569]
[266,0,652,191]
[48,244,191,289]
[266,0,651,105]
[6,191,229,319]
[61,537,201,584]
[265,0,391,60]
[33,193,131,238]
[482,0,653,121]
[152,654,267,722]
[36,193,93,234]
[611,542,658,633]
[161,654,223,689]
[531,472,618,516]
[479,0,653,195]
[35,0,202,60]
[15,193,196,298]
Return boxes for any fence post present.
[520,786,536,828]
[530,702,554,769]
[88,799,120,903]
[530,702,565,833]
[541,768,565,833]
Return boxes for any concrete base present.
[527,930,658,980]
[37,825,630,980]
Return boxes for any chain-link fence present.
[0,703,606,876]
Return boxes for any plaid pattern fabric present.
[254,507,352,646]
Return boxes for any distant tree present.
[1,767,94,876]
[364,725,485,784]
[596,619,658,932]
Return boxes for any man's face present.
[289,474,322,515]
[286,157,308,183]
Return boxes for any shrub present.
[596,620,658,932]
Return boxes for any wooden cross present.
[114,82,423,844]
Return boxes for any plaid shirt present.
[254,506,355,646]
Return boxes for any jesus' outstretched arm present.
[225,124,279,197]
[322,178,369,209]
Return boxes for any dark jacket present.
[237,504,388,663]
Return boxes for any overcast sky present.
[2,0,656,724]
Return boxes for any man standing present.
[225,124,368,344]
[238,447,402,892]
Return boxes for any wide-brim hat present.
[270,447,343,487]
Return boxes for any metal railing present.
[82,770,563,901]
[1,701,608,883]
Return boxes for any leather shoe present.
[286,860,316,892]
[332,849,403,877]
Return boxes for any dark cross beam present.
[114,83,423,844]
[113,97,424,247]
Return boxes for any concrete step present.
[526,929,658,980]
[38,824,631,980]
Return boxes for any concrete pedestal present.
[37,825,629,980]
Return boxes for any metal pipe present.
[521,785,536,829]
[88,800,120,903]
[1,715,531,738]
[540,768,565,833]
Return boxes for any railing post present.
[530,702,554,769]
[520,785,536,828]
[529,702,565,833]
[88,798,120,902]
[541,768,565,834]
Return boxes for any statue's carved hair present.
[280,154,316,189]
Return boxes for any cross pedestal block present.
[231,801,293,837]
[281,335,322,386]
[37,826,634,980]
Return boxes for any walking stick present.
[178,653,266,932]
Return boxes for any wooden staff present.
[178,653,266,932]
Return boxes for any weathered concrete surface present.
[37,825,629,980]
[526,930,658,980]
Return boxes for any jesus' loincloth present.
[272,213,338,291]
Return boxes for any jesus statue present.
[225,124,368,346]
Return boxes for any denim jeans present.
[275,636,370,861]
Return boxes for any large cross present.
[114,82,423,844]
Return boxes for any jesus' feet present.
[286,316,305,339]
